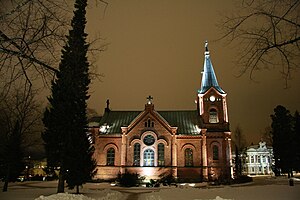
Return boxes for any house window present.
[213,145,219,160]
[133,143,140,166]
[158,143,165,166]
[209,108,218,123]
[251,156,254,163]
[258,156,261,163]
[185,148,193,166]
[107,148,115,166]
[144,149,154,166]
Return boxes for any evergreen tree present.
[292,111,300,172]
[42,0,96,193]
[271,105,293,177]
[233,125,246,177]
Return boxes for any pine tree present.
[292,111,300,172]
[42,0,96,193]
[271,105,293,177]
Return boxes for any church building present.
[90,42,232,182]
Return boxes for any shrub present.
[116,172,140,187]
[233,175,253,184]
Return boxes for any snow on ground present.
[141,185,300,200]
[1,177,300,200]
[0,182,123,200]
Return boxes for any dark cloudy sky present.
[85,0,300,144]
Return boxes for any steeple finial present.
[205,40,209,55]
[146,95,153,104]
[105,99,111,112]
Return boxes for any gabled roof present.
[99,111,140,134]
[198,41,225,94]
[98,110,202,135]
[159,110,202,135]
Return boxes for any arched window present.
[209,108,218,123]
[107,148,115,166]
[133,143,140,166]
[213,145,219,160]
[185,148,193,166]
[158,143,165,166]
[143,149,154,166]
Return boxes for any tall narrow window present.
[185,148,193,166]
[107,148,115,166]
[209,108,218,123]
[158,143,165,166]
[133,143,140,166]
[144,149,154,166]
[213,145,219,160]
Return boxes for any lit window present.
[209,109,218,123]
[213,145,219,160]
[133,143,140,166]
[158,143,165,166]
[144,149,154,166]
[185,148,193,166]
[107,148,115,166]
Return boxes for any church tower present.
[197,41,232,180]
[197,41,229,131]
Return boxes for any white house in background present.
[244,141,273,175]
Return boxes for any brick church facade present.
[90,42,232,181]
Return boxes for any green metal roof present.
[158,110,202,135]
[99,111,140,134]
[98,110,202,135]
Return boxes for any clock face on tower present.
[209,95,216,102]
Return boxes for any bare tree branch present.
[218,0,300,86]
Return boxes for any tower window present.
[107,148,115,166]
[133,143,140,166]
[185,148,193,166]
[209,108,218,123]
[213,145,219,160]
[158,143,165,166]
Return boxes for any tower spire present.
[199,41,225,94]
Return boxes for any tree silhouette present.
[0,85,41,192]
[42,0,96,193]
[233,125,246,177]
[271,105,293,176]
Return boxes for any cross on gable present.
[147,95,153,104]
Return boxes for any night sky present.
[85,0,300,144]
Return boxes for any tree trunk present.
[76,185,79,194]
[2,165,10,192]
[57,170,65,193]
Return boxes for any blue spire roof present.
[199,41,225,94]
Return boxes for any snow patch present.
[144,194,232,200]
[194,196,233,200]
[35,193,94,200]
[34,190,122,200]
